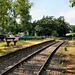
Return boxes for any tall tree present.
[55,16,70,36]
[9,0,18,34]
[31,16,70,36]
[16,0,32,34]
[0,0,11,33]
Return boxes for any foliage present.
[16,0,32,34]
[0,0,32,34]
[69,0,75,7]
[59,73,62,75]
[61,62,64,66]
[0,0,71,36]
[18,32,24,35]
[54,16,70,36]
[51,30,57,36]
[63,46,67,51]
[0,0,11,33]
[74,42,75,45]
[71,25,75,33]
[32,16,70,36]
[19,36,45,40]
[62,70,65,73]
[58,52,63,57]
[70,33,75,36]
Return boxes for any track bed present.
[1,41,64,75]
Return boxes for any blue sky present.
[30,0,75,25]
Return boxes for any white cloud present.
[59,10,75,25]
[30,9,47,21]
[30,9,41,15]
[30,8,75,25]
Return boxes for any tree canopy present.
[69,0,75,7]
[0,0,11,33]
[0,0,32,34]
[31,16,70,36]
[71,25,75,32]
[16,0,32,34]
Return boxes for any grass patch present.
[74,42,75,45]
[0,39,51,56]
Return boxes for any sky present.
[29,0,75,25]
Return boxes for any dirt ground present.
[63,40,75,75]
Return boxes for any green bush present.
[63,46,67,51]
[27,36,45,40]
[58,52,63,56]
[19,36,45,40]
[51,30,57,36]
[18,32,24,35]
[70,33,75,37]
[61,62,64,66]
[62,70,65,73]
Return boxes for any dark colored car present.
[0,34,8,41]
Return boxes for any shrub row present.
[19,36,45,40]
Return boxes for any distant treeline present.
[30,16,71,36]
[0,0,75,37]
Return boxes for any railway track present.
[0,40,54,74]
[1,41,64,75]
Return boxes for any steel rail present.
[37,41,64,75]
[1,41,58,75]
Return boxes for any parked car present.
[20,34,31,37]
[0,34,8,41]
[19,34,31,40]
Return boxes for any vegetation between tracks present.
[59,40,75,75]
[64,40,75,73]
